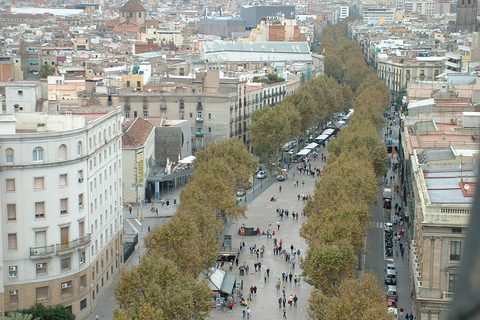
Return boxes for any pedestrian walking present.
[276,278,281,290]
[246,307,251,319]
[279,185,282,192]
[242,307,246,318]
[302,180,305,187]
[278,297,282,308]
[409,314,414,320]
[277,220,281,230]
[293,295,298,307]
[283,307,287,318]
[405,314,409,320]
[282,286,286,297]
[264,272,267,283]
[266,267,270,278]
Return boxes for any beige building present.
[377,56,444,102]
[122,117,156,204]
[119,70,290,153]
[401,100,480,320]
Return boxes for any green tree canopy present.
[39,63,54,79]
[114,254,212,320]
[19,303,74,320]
[308,273,393,320]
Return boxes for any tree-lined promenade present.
[112,17,394,320]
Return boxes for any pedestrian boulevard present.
[207,153,328,320]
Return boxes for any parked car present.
[387,298,397,308]
[256,171,267,179]
[386,262,396,272]
[236,189,246,202]
[386,285,397,300]
[385,269,397,285]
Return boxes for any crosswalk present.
[375,221,390,229]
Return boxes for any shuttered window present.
[6,179,15,191]
[7,204,16,221]
[60,198,68,215]
[35,202,45,219]
[58,145,67,160]
[34,177,44,190]
[8,234,17,250]
[59,174,67,187]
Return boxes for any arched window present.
[33,147,44,162]
[58,144,67,160]
[77,142,82,156]
[5,148,14,164]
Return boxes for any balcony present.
[196,117,203,123]
[443,292,454,300]
[238,115,243,121]
[160,105,167,110]
[124,105,130,111]
[143,104,148,110]
[56,234,92,256]
[196,104,203,110]
[30,245,55,259]
[195,131,204,137]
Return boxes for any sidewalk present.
[86,188,183,320]
[207,151,328,320]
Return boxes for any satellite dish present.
[465,184,470,190]
[43,113,49,119]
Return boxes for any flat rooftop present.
[424,169,476,205]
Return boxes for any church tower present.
[119,0,146,25]
[456,0,478,33]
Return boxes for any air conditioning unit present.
[78,177,83,183]
[61,283,70,289]
[33,249,41,255]
[79,204,83,210]
[36,263,46,269]
[10,290,18,295]
[9,266,17,272]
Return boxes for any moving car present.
[277,169,288,181]
[256,171,267,179]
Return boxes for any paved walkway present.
[88,148,328,320]
[207,151,328,320]
[86,189,182,320]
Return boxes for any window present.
[34,177,45,190]
[450,241,462,261]
[125,112,129,118]
[449,274,458,292]
[8,233,17,250]
[61,257,71,270]
[77,142,82,156]
[80,298,87,310]
[18,90,23,96]
[58,144,67,160]
[36,286,49,302]
[35,202,45,219]
[5,148,14,164]
[7,204,16,221]
[60,174,68,187]
[10,289,19,304]
[80,274,87,288]
[61,281,73,295]
[79,194,84,209]
[6,178,15,191]
[36,262,47,275]
[60,198,68,215]
[33,147,44,162]
[452,228,462,233]
[9,266,18,277]
[80,251,86,264]
[143,111,148,117]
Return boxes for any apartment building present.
[400,97,480,320]
[0,106,124,319]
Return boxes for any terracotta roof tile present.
[122,117,154,148]
[119,0,146,12]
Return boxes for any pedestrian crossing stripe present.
[375,222,389,228]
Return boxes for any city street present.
[364,111,413,319]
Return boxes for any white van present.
[387,285,397,299]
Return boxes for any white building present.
[0,107,124,319]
